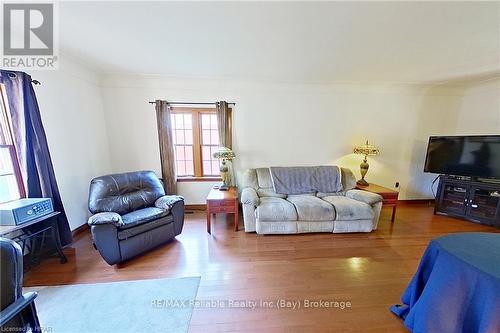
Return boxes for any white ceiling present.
[60,1,500,84]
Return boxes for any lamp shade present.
[213,147,235,160]
[353,141,379,156]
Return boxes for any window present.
[170,108,222,179]
[200,113,220,176]
[171,113,194,176]
[0,84,25,203]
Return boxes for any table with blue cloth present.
[391,232,500,333]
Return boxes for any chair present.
[0,238,41,332]
[87,170,184,265]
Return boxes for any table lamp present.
[213,147,235,191]
[353,140,379,186]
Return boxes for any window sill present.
[176,176,221,183]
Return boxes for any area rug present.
[25,276,201,333]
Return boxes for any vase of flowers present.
[213,147,235,190]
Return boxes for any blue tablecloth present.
[391,232,500,333]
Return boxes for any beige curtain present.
[216,101,232,149]
[216,101,235,186]
[155,100,177,194]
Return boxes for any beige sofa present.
[240,167,383,234]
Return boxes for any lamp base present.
[356,179,369,186]
[358,157,370,187]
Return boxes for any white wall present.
[28,68,498,229]
[99,74,494,203]
[30,56,112,230]
[454,77,500,173]
[455,78,500,134]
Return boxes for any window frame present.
[0,84,26,203]
[170,107,223,181]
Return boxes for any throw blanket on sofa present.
[269,166,342,195]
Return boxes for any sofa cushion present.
[340,167,357,191]
[257,188,287,199]
[322,196,374,220]
[345,189,383,205]
[316,168,355,197]
[120,207,169,229]
[118,214,174,240]
[241,169,259,189]
[256,168,274,188]
[316,191,345,198]
[256,197,298,222]
[286,195,335,221]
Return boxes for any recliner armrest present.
[345,189,383,206]
[0,292,37,326]
[241,188,259,206]
[87,212,124,227]
[155,195,184,212]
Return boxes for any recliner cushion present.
[0,238,23,313]
[88,170,165,215]
[286,195,335,221]
[120,207,169,229]
[256,197,298,221]
[118,214,174,240]
[322,196,374,220]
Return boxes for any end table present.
[206,187,239,234]
[356,183,399,222]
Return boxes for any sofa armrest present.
[241,188,258,232]
[155,195,184,212]
[241,188,259,207]
[345,189,383,206]
[87,212,123,227]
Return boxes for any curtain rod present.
[4,72,40,85]
[148,101,235,105]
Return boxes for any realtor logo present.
[2,2,58,69]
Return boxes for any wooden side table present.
[206,187,239,234]
[356,183,399,222]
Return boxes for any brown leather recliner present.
[87,170,184,265]
[0,238,41,331]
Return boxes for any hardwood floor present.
[24,204,498,333]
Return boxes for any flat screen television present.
[424,135,500,179]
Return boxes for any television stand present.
[446,175,472,181]
[435,175,500,227]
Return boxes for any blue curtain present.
[0,70,72,246]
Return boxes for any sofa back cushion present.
[242,168,286,198]
[88,170,165,215]
[240,168,281,196]
[240,168,259,189]
[341,168,357,191]
[243,167,356,197]
[316,168,357,197]
[255,168,274,188]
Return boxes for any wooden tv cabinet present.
[435,175,500,227]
